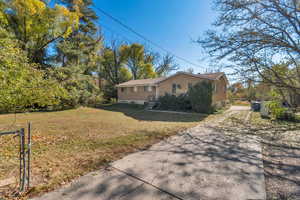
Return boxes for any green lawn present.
[0,104,205,198]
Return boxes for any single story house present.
[116,71,229,107]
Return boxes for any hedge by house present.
[157,81,214,114]
[188,81,214,113]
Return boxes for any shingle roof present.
[116,72,226,87]
[195,72,225,80]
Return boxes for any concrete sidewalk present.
[33,108,266,200]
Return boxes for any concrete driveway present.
[33,106,266,200]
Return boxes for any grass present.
[0,104,204,198]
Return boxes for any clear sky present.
[94,0,217,74]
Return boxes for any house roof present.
[116,72,227,87]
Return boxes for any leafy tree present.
[47,65,102,108]
[198,0,300,98]
[56,0,101,70]
[1,0,81,66]
[121,43,156,79]
[100,44,131,85]
[0,28,66,112]
[99,42,131,99]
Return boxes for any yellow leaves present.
[54,4,80,38]
[12,0,46,16]
[6,0,81,43]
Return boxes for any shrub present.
[267,101,295,121]
[188,81,214,114]
[157,93,191,111]
[156,81,214,113]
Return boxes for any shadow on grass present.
[35,124,266,200]
[95,104,207,123]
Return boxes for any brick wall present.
[117,86,156,102]
[157,73,227,105]
[212,76,227,104]
[157,74,204,96]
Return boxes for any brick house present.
[116,72,228,107]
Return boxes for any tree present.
[100,43,131,86]
[121,43,156,79]
[47,65,102,108]
[198,0,300,99]
[1,0,81,66]
[155,54,179,76]
[185,67,194,74]
[0,28,66,112]
[99,42,131,99]
[55,0,102,70]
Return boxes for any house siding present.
[117,86,156,103]
[157,74,227,106]
[212,76,227,106]
[157,74,205,96]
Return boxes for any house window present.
[172,83,176,94]
[121,88,125,92]
[134,86,138,92]
[177,84,181,89]
[214,83,217,93]
[144,86,152,92]
[188,83,192,90]
[130,87,134,92]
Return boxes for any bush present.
[188,81,214,114]
[267,101,295,121]
[157,93,191,111]
[156,81,214,113]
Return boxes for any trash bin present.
[251,101,261,112]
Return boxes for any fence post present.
[20,128,26,192]
[19,129,22,192]
[27,122,31,189]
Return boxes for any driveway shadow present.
[210,120,300,200]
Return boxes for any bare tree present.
[198,0,300,96]
[155,54,179,76]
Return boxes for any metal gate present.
[0,123,31,192]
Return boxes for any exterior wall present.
[157,73,227,106]
[212,76,227,106]
[117,86,156,103]
[157,74,205,96]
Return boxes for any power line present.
[97,22,136,44]
[93,6,203,69]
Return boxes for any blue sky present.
[94,0,217,74]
